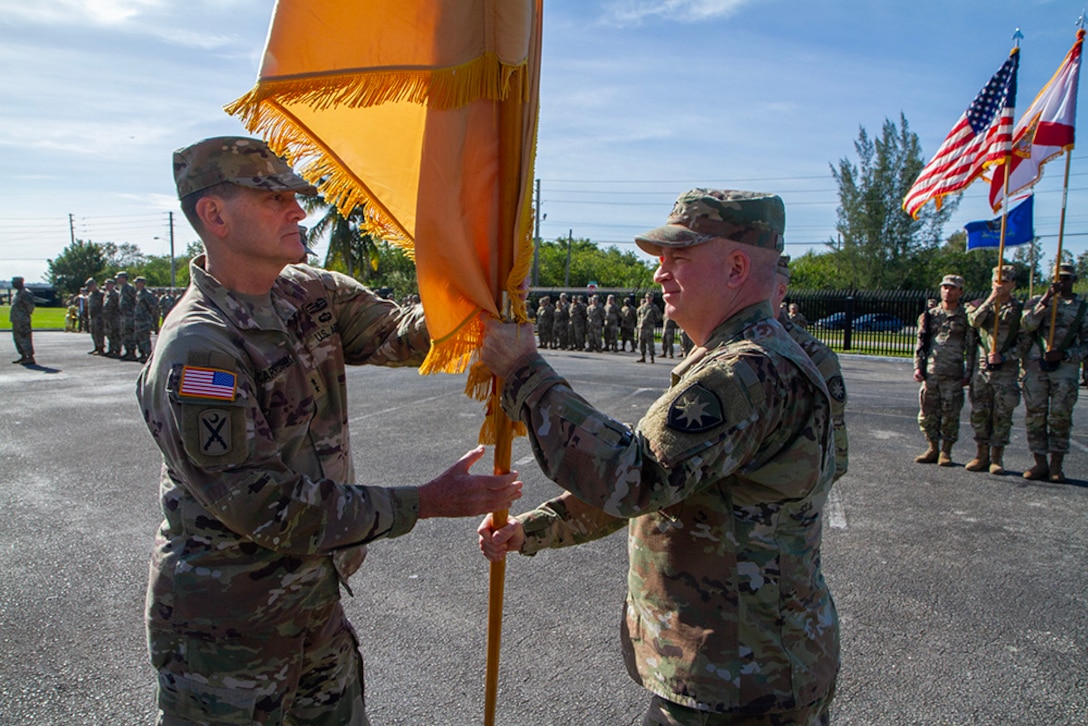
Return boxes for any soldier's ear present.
[195,196,230,240]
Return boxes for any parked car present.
[814,312,847,330]
[854,313,904,332]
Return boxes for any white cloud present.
[0,0,165,26]
[600,0,754,26]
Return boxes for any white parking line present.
[826,487,847,529]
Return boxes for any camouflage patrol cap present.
[173,136,318,199]
[992,265,1016,281]
[116,271,128,279]
[85,277,97,286]
[635,188,785,255]
[1057,263,1076,278]
[135,276,146,283]
[940,274,964,289]
[776,254,791,281]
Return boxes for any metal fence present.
[786,289,988,357]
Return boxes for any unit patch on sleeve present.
[198,409,232,456]
[179,366,237,401]
[827,374,847,403]
[666,383,725,433]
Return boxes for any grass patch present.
[0,305,71,331]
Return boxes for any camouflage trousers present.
[572,322,586,350]
[639,329,656,360]
[968,369,1020,447]
[917,376,965,443]
[122,313,136,355]
[662,329,676,358]
[105,316,122,355]
[153,600,369,726]
[11,321,33,360]
[135,323,154,360]
[621,327,635,351]
[641,683,834,726]
[89,317,105,352]
[588,322,603,351]
[537,323,553,349]
[603,321,618,350]
[1021,363,1081,454]
[556,322,570,349]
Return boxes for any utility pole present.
[564,229,572,287]
[532,178,541,286]
[168,212,176,289]
[69,213,75,245]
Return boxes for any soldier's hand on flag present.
[480,316,539,379]
[418,446,522,519]
[478,512,525,562]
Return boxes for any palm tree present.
[301,195,381,280]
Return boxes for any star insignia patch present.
[827,375,846,403]
[666,383,725,433]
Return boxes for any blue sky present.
[3,0,1087,284]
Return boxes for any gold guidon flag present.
[226,0,541,420]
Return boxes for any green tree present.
[830,114,958,289]
[536,238,654,288]
[302,196,384,281]
[46,240,106,294]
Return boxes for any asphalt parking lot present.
[1,331,1086,725]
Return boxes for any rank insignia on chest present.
[666,383,725,433]
[179,366,237,401]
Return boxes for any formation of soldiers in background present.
[65,271,180,363]
[912,263,1087,484]
[533,291,694,363]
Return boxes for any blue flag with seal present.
[964,194,1034,250]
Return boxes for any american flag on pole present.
[903,49,1020,218]
[989,30,1083,211]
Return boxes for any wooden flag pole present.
[1046,150,1074,349]
[484,386,513,726]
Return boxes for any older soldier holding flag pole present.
[478,189,839,725]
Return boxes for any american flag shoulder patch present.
[179,366,237,401]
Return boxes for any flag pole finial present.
[1012,27,1024,47]
[1077,12,1086,30]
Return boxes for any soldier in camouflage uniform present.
[478,189,838,725]
[137,136,522,725]
[661,311,678,358]
[603,293,620,352]
[555,292,571,350]
[620,296,637,351]
[103,278,122,357]
[9,276,35,365]
[636,292,661,363]
[535,295,554,349]
[571,294,588,350]
[133,276,158,363]
[775,255,849,481]
[85,278,106,355]
[913,274,976,466]
[1019,263,1088,483]
[965,266,1024,476]
[586,294,604,352]
[117,270,138,360]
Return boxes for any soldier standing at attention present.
[661,310,678,358]
[9,276,35,365]
[1019,263,1088,482]
[775,255,849,481]
[103,279,122,358]
[571,294,588,351]
[635,291,661,363]
[965,266,1024,476]
[117,270,138,361]
[137,136,522,724]
[603,293,620,352]
[586,293,604,352]
[86,278,106,355]
[914,274,975,466]
[133,276,158,363]
[478,189,839,725]
[619,296,637,352]
[555,292,571,350]
[535,295,554,350]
